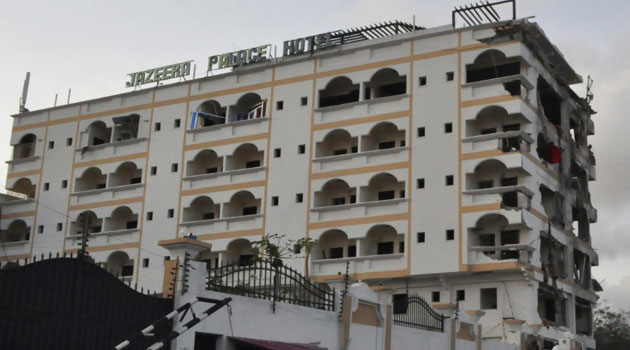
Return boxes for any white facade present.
[1,18,598,349]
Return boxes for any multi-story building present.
[0,8,599,349]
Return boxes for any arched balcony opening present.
[365,68,406,99]
[106,251,134,277]
[75,167,107,192]
[183,196,220,222]
[315,129,358,158]
[224,239,255,266]
[224,191,260,217]
[0,220,30,243]
[319,76,360,108]
[361,122,405,152]
[86,121,112,146]
[187,150,223,176]
[313,230,356,260]
[10,178,36,198]
[466,49,520,83]
[362,225,404,256]
[70,211,102,236]
[314,179,356,208]
[470,214,520,260]
[465,106,525,152]
[360,173,405,202]
[195,100,227,127]
[229,93,266,122]
[12,134,36,159]
[465,106,509,137]
[108,162,142,187]
[111,114,140,142]
[466,159,508,190]
[104,206,138,231]
[225,143,264,171]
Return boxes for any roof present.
[229,337,327,350]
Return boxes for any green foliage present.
[251,233,294,262]
[294,237,318,276]
[594,304,630,350]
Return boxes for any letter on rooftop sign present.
[126,61,193,88]
[207,45,271,72]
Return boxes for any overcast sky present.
[1,0,628,310]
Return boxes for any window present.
[378,190,395,201]
[61,180,67,189]
[154,122,161,131]
[271,196,279,206]
[478,180,493,189]
[445,175,454,186]
[480,288,497,309]
[274,148,281,158]
[393,294,409,314]
[293,244,301,254]
[481,127,496,135]
[66,137,73,146]
[400,140,406,147]
[351,146,358,153]
[400,190,405,198]
[333,149,347,156]
[417,232,425,243]
[56,223,63,231]
[446,229,455,240]
[419,76,427,86]
[150,166,157,175]
[444,123,453,133]
[202,212,215,220]
[378,141,396,150]
[38,225,44,234]
[417,178,425,189]
[431,291,440,302]
[377,242,394,255]
[245,160,260,168]
[242,206,257,216]
[43,183,50,191]
[143,258,150,268]
[399,241,404,253]
[146,211,153,221]
[174,119,181,128]
[48,141,54,149]
[167,209,174,218]
[276,101,284,110]
[300,97,308,106]
[456,290,465,301]
[296,193,303,203]
[329,247,344,259]
[171,163,178,173]
[417,127,425,137]
[332,197,346,206]
[298,144,305,154]
[348,245,356,257]
[446,71,454,81]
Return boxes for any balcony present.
[466,213,532,267]
[180,191,263,234]
[313,147,408,172]
[462,50,532,102]
[310,225,406,278]
[315,94,408,125]
[311,198,407,222]
[0,197,36,216]
[65,228,140,249]
[462,131,534,154]
[461,74,533,101]
[71,162,144,206]
[468,244,533,265]
[70,183,143,206]
[76,116,147,163]
[463,186,532,209]
[180,214,263,234]
[75,137,148,162]
[0,219,31,257]
[187,95,268,145]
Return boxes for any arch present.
[109,162,142,187]
[196,100,227,127]
[86,121,111,146]
[319,76,360,108]
[230,93,265,122]
[106,251,134,277]
[224,190,260,217]
[465,105,509,137]
[315,129,357,158]
[111,113,140,141]
[466,159,508,190]
[363,224,403,256]
[13,133,36,159]
[314,179,355,207]
[225,143,263,171]
[367,68,407,99]
[187,149,223,176]
[313,229,351,260]
[470,213,519,260]
[224,239,255,265]
[70,210,102,236]
[105,206,138,231]
[75,167,107,192]
[361,172,405,202]
[10,178,36,198]
[1,219,30,242]
[361,122,406,152]
[466,49,520,83]
[183,196,220,222]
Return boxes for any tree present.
[594,304,630,350]
[251,233,294,266]
[294,237,318,277]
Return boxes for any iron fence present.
[393,294,445,332]
[206,259,335,311]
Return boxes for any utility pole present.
[78,214,89,259]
